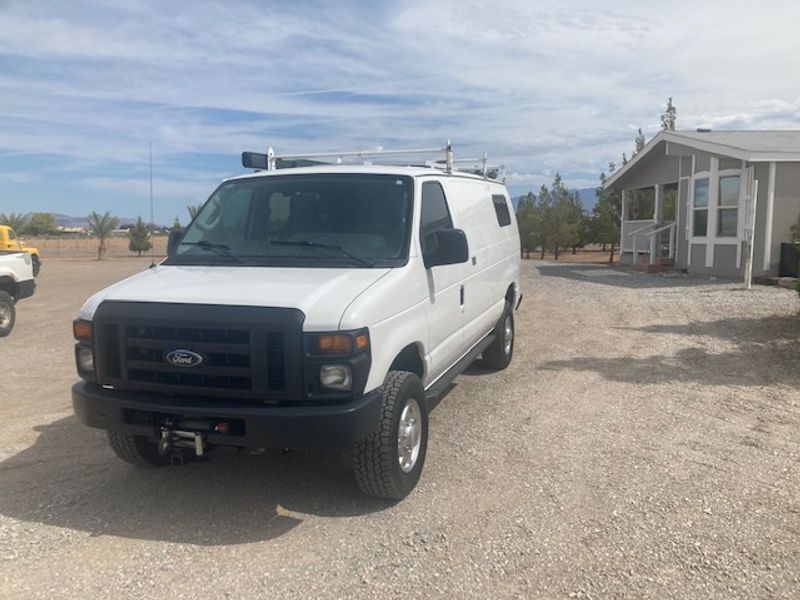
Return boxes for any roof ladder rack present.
[241,140,504,181]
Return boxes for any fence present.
[23,235,168,257]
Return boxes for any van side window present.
[7,229,16,240]
[420,182,453,239]
[492,194,511,227]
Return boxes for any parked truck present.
[0,251,36,336]
[0,225,41,276]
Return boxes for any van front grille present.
[92,302,303,401]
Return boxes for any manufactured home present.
[605,130,800,278]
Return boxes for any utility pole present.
[149,141,156,267]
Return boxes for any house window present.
[693,178,709,237]
[491,194,511,227]
[717,175,739,237]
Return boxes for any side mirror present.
[423,228,469,269]
[167,228,185,258]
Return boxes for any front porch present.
[619,183,678,272]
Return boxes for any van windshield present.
[168,174,414,268]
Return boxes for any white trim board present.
[763,161,776,271]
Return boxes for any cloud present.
[0,0,799,219]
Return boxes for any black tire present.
[482,301,514,370]
[31,255,40,277]
[0,291,16,338]
[353,371,428,500]
[107,431,171,467]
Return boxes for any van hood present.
[79,264,391,330]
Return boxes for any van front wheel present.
[108,432,171,467]
[482,302,514,370]
[352,371,428,500]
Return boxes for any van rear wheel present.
[482,302,514,370]
[352,371,428,500]
[31,255,40,277]
[107,431,171,467]
[0,291,16,337]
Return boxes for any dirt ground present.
[1,257,799,599]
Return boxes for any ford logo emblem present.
[165,349,204,368]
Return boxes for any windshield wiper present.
[270,240,374,267]
[179,241,244,264]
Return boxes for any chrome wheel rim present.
[397,398,422,473]
[0,303,10,329]
[503,315,513,356]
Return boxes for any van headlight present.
[76,345,95,372]
[320,365,352,391]
[73,319,96,381]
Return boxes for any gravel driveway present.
[1,258,799,599]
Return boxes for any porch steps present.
[633,256,674,274]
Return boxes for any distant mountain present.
[575,188,598,212]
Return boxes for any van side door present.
[420,180,465,382]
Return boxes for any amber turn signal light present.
[317,334,353,354]
[355,333,369,350]
[73,319,92,342]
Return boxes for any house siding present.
[751,162,771,276]
[769,163,800,274]
[690,244,706,267]
[616,142,680,190]
[714,244,738,270]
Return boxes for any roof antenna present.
[149,141,156,268]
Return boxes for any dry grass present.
[23,235,168,258]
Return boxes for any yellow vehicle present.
[0,225,41,276]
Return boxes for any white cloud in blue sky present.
[1,0,800,222]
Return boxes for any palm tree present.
[0,212,29,234]
[87,211,119,260]
[187,203,203,220]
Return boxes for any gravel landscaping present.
[1,258,799,599]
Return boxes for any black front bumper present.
[72,382,383,449]
[17,279,35,301]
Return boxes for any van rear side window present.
[492,194,511,227]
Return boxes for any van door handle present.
[460,285,465,306]
[471,256,477,266]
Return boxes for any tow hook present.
[158,426,206,460]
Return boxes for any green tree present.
[592,172,622,263]
[26,212,57,236]
[544,175,583,260]
[661,97,677,131]
[88,211,119,260]
[0,212,29,233]
[187,204,203,220]
[634,128,646,154]
[128,216,152,257]
[172,216,182,230]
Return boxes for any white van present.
[72,145,521,499]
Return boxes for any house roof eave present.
[603,131,667,189]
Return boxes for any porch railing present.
[627,221,677,265]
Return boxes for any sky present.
[1,0,800,224]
